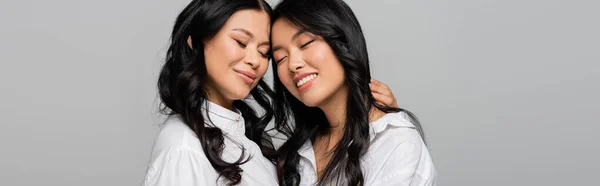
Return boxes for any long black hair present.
[157,0,276,185]
[271,0,424,185]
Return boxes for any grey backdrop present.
[1,0,598,185]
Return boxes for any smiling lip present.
[233,69,257,84]
[297,77,316,91]
[293,72,318,85]
[294,72,318,91]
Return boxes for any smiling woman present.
[142,0,405,185]
[143,0,278,185]
[195,9,272,109]
[270,0,436,185]
[272,22,347,107]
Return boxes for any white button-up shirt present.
[297,112,437,186]
[142,101,278,186]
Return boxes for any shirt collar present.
[297,139,318,172]
[297,112,415,160]
[201,100,245,135]
[298,140,314,157]
[369,112,415,141]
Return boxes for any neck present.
[317,87,388,146]
[205,83,234,111]
[368,104,386,123]
[318,85,348,143]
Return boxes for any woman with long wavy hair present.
[270,0,437,185]
[143,0,277,185]
[142,0,399,185]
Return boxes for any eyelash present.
[300,39,315,48]
[275,40,314,63]
[260,52,270,59]
[275,56,286,64]
[236,39,270,58]
[235,40,247,48]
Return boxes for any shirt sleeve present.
[372,141,435,186]
[142,147,211,186]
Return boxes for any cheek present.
[206,39,244,67]
[222,41,245,63]
[257,59,269,76]
[302,43,337,72]
[304,45,330,66]
[325,58,346,84]
[277,67,296,90]
[307,45,345,82]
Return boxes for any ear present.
[187,36,193,49]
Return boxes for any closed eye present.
[259,52,270,58]
[275,56,287,64]
[235,40,247,48]
[300,40,315,49]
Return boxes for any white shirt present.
[142,101,278,186]
[297,112,437,186]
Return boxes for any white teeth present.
[296,74,317,87]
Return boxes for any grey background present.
[1,0,598,185]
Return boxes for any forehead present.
[271,18,301,42]
[223,9,271,38]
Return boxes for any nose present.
[288,50,305,73]
[244,49,260,69]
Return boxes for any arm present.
[143,148,211,186]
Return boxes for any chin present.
[222,79,254,100]
[297,94,324,108]
[227,91,250,100]
[236,87,256,99]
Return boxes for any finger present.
[370,82,392,96]
[372,92,396,107]
[376,80,391,90]
[370,79,378,84]
[369,83,380,93]
[371,79,392,92]
[371,79,382,85]
[373,92,399,107]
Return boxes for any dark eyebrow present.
[232,28,254,38]
[272,30,306,52]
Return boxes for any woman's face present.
[271,18,346,107]
[201,9,271,101]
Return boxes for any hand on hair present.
[370,79,399,108]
